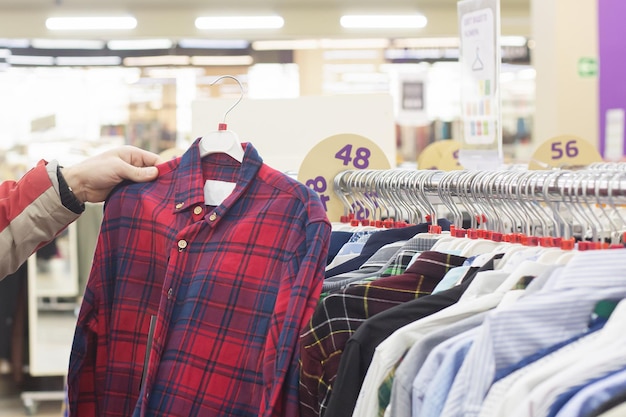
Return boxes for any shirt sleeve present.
[261,217,331,417]
[0,159,79,279]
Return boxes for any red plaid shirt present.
[68,140,330,417]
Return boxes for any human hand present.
[61,146,164,203]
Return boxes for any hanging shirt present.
[322,274,478,417]
[67,140,331,417]
[440,249,626,417]
[299,250,466,417]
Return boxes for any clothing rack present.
[333,167,626,242]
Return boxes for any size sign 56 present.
[528,135,602,170]
[298,134,391,222]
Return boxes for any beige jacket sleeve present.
[0,159,79,280]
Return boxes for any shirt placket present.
[138,205,208,413]
[138,201,225,415]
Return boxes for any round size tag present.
[417,140,463,171]
[298,133,391,222]
[528,135,602,170]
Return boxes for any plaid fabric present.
[379,249,418,277]
[68,140,331,417]
[299,250,466,417]
[379,236,438,278]
[377,352,407,417]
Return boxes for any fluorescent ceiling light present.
[323,50,381,60]
[144,67,203,78]
[195,15,284,30]
[252,39,320,50]
[190,55,253,66]
[7,55,55,66]
[178,39,249,49]
[501,36,527,47]
[55,56,122,66]
[0,38,29,48]
[123,55,190,66]
[108,39,173,50]
[32,39,105,49]
[252,38,389,51]
[340,14,427,29]
[393,37,459,48]
[46,16,137,31]
[320,38,390,49]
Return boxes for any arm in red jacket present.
[0,159,79,279]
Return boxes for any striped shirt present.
[299,250,466,417]
[441,249,626,417]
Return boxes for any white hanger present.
[199,75,245,163]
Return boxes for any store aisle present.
[0,395,61,417]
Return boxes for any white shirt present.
[510,300,626,417]
[477,330,601,417]
[351,260,556,417]
[440,249,626,417]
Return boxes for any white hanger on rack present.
[199,75,245,163]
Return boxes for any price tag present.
[528,135,602,170]
[298,134,391,222]
[417,140,463,170]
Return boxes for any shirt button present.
[209,213,217,221]
[175,202,184,209]
[167,288,173,300]
[193,206,203,215]
[178,239,188,250]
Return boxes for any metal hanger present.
[199,75,245,162]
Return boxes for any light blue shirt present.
[389,313,486,417]
[554,367,626,417]
[432,265,471,294]
[420,336,474,417]
[412,329,477,417]
[439,249,626,417]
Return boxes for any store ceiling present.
[0,0,530,7]
[0,0,531,40]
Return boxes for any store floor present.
[0,396,62,417]
[0,375,64,417]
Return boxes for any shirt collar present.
[172,138,263,219]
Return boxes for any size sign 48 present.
[298,134,391,222]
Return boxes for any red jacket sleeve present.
[0,159,79,279]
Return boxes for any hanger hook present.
[210,75,244,125]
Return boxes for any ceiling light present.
[123,55,190,66]
[0,38,29,48]
[178,39,249,49]
[252,39,320,50]
[32,39,106,49]
[340,14,427,29]
[195,15,284,30]
[55,56,122,66]
[500,36,527,47]
[319,38,390,49]
[7,55,55,66]
[393,37,459,49]
[46,16,137,31]
[190,55,253,66]
[323,50,381,60]
[0,49,10,59]
[108,39,173,50]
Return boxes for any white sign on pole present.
[604,108,625,161]
[457,0,503,170]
